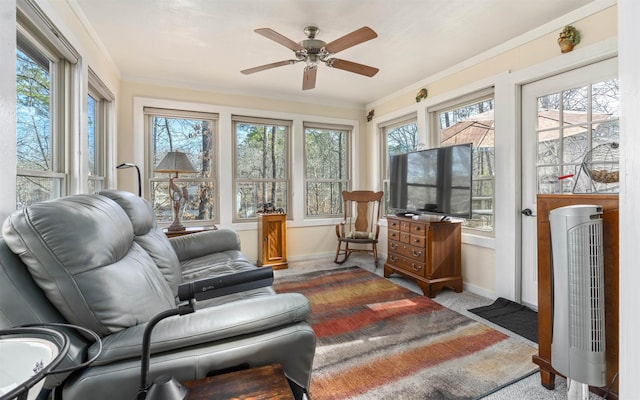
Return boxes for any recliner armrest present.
[170,229,241,261]
[87,293,311,365]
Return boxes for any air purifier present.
[549,204,606,400]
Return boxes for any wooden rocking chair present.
[334,190,384,266]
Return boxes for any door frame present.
[519,57,618,308]
[492,38,617,304]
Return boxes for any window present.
[435,92,495,232]
[233,116,290,221]
[87,69,113,193]
[145,108,218,225]
[304,123,351,217]
[380,115,418,215]
[15,3,79,208]
[535,79,619,194]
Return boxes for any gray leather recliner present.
[0,190,316,399]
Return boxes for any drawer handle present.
[390,232,397,238]
[390,243,398,250]
[390,255,398,262]
[411,264,422,271]
[412,250,423,257]
[414,238,420,243]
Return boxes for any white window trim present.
[303,122,352,218]
[132,97,360,230]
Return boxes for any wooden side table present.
[164,225,218,238]
[184,364,295,400]
[257,213,288,270]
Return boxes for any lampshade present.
[154,151,197,174]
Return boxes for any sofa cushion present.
[2,194,175,336]
[99,190,183,294]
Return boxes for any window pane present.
[16,176,62,209]
[88,94,97,176]
[439,98,495,232]
[305,127,349,216]
[236,181,288,219]
[235,121,289,219]
[382,120,418,215]
[386,122,418,156]
[16,48,51,173]
[149,114,216,223]
[536,79,619,194]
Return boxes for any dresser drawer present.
[387,252,426,277]
[388,219,401,230]
[388,229,400,242]
[394,242,425,262]
[400,232,411,243]
[410,222,427,236]
[400,220,411,232]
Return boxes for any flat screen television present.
[389,143,473,219]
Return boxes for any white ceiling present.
[73,0,596,108]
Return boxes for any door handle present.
[521,208,536,217]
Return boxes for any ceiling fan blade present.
[254,28,305,52]
[327,58,379,77]
[302,66,317,90]
[241,60,297,75]
[324,26,377,54]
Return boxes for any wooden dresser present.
[384,216,462,297]
[534,194,619,399]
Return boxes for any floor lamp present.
[154,151,197,232]
[116,162,142,196]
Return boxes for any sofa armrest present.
[170,229,241,262]
[88,292,311,365]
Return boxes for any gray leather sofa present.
[0,190,315,399]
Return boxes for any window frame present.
[232,115,292,223]
[144,107,219,226]
[87,68,114,194]
[430,89,496,235]
[15,1,80,208]
[379,114,419,216]
[303,121,352,218]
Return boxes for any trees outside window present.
[380,116,418,215]
[234,117,290,220]
[146,108,218,225]
[305,124,350,217]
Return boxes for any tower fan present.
[550,205,606,400]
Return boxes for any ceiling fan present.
[241,26,379,90]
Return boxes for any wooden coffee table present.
[184,363,295,400]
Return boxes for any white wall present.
[0,1,17,223]
[617,0,638,396]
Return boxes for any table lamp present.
[154,151,197,232]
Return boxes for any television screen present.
[389,143,472,219]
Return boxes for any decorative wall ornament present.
[416,88,428,102]
[557,25,580,53]
[367,109,375,122]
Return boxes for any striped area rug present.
[274,266,538,400]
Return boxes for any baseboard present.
[462,282,496,300]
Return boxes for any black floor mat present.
[469,297,538,343]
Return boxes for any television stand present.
[384,215,462,298]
